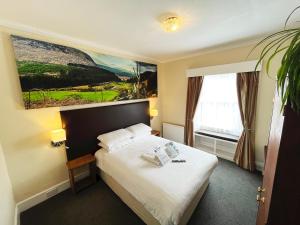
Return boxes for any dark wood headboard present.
[60,101,150,160]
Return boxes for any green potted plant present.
[253,6,300,112]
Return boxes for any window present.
[194,73,243,137]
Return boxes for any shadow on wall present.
[2,32,24,110]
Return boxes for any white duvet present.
[95,135,218,225]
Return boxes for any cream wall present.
[160,45,278,167]
[0,30,162,202]
[0,142,16,225]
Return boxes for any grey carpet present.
[20,158,262,225]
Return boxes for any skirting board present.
[255,161,264,173]
[14,170,89,225]
[14,205,19,225]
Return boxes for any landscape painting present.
[11,35,157,109]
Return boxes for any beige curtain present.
[234,72,259,171]
[184,76,204,146]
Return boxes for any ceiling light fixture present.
[162,16,181,32]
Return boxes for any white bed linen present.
[95,135,218,225]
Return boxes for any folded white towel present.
[155,149,170,166]
[164,142,179,158]
[141,147,170,166]
[141,153,161,166]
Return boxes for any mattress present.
[95,135,218,225]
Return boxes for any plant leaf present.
[285,6,300,28]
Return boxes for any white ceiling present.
[0,0,299,62]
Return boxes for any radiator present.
[162,123,184,144]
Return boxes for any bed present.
[95,135,218,225]
[60,101,218,225]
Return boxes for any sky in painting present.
[140,64,157,73]
[87,51,136,74]
[86,51,157,74]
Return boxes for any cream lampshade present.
[150,109,158,119]
[51,129,66,147]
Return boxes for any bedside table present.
[151,130,160,137]
[66,154,97,193]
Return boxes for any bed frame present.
[60,101,150,160]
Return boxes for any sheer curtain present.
[194,73,243,137]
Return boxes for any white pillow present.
[98,142,110,149]
[98,138,133,152]
[97,129,133,148]
[126,123,152,137]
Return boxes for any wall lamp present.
[51,129,66,147]
[150,109,158,120]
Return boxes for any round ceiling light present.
[162,16,181,32]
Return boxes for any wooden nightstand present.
[151,130,160,137]
[66,154,97,193]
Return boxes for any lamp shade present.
[150,109,158,117]
[51,129,66,143]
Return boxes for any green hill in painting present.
[17,61,121,90]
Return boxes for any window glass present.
[194,73,243,137]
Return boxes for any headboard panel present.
[60,101,150,160]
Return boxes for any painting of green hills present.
[11,35,157,109]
